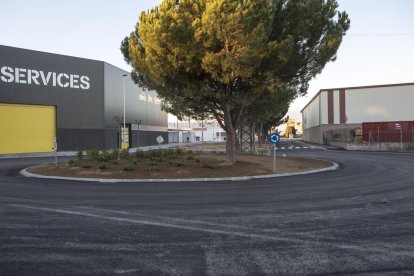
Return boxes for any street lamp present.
[122,74,127,149]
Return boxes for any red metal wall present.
[362,121,414,142]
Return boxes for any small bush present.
[86,149,100,161]
[148,164,160,172]
[183,148,192,154]
[135,149,145,159]
[81,164,91,169]
[166,154,176,160]
[132,159,139,165]
[122,165,134,171]
[98,163,107,170]
[69,160,75,165]
[99,151,111,162]
[112,161,118,165]
[186,156,194,160]
[147,160,158,167]
[76,151,84,161]
[120,149,130,159]
[202,162,217,169]
[111,148,119,160]
[194,158,201,163]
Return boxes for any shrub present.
[166,154,176,160]
[98,163,107,170]
[69,160,75,165]
[99,151,111,162]
[194,158,201,163]
[148,164,160,171]
[112,161,119,165]
[120,149,130,159]
[86,149,100,161]
[81,164,91,169]
[76,151,84,161]
[111,148,119,160]
[135,149,145,159]
[132,159,139,165]
[122,165,134,171]
[174,148,182,155]
[202,162,217,169]
[186,156,194,160]
[147,160,158,167]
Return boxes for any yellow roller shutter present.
[0,103,56,154]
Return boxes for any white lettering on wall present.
[0,66,91,90]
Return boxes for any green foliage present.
[174,148,183,155]
[122,165,134,172]
[166,154,177,160]
[99,151,111,163]
[120,149,130,159]
[76,151,84,161]
[202,162,218,169]
[147,160,158,167]
[122,0,350,163]
[148,164,160,172]
[187,156,194,160]
[86,149,100,161]
[98,163,108,170]
[111,149,119,160]
[135,149,145,159]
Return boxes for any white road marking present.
[295,147,301,149]
[7,203,413,257]
[303,147,308,149]
[281,147,285,149]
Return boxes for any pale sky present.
[2,0,414,123]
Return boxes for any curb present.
[20,160,339,183]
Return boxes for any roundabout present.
[1,140,414,275]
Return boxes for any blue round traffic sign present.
[268,133,280,144]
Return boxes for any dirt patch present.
[27,152,332,179]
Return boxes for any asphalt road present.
[1,140,414,275]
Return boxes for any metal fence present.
[323,127,414,152]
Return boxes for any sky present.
[2,0,414,123]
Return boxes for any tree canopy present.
[121,0,350,163]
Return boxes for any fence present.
[323,127,414,152]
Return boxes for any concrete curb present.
[20,160,339,183]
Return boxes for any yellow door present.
[0,103,56,154]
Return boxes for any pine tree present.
[121,0,350,163]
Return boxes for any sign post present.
[53,137,58,167]
[156,135,164,148]
[268,133,280,173]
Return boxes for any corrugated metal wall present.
[302,94,320,129]
[333,90,340,124]
[320,92,328,124]
[346,85,414,124]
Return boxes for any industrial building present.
[0,45,168,154]
[301,83,414,144]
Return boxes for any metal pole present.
[400,128,403,152]
[272,144,276,173]
[122,74,127,149]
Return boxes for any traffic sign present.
[268,133,280,144]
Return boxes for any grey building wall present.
[0,45,169,151]
[103,63,168,148]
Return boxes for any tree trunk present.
[258,122,266,144]
[225,126,237,164]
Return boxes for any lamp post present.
[122,74,127,149]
